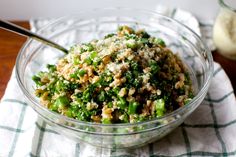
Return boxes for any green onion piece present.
[78,69,87,77]
[70,73,77,78]
[55,96,70,109]
[133,78,142,87]
[76,110,89,121]
[118,26,123,31]
[55,80,68,92]
[125,71,133,83]
[126,41,138,50]
[122,113,129,123]
[93,57,101,67]
[98,91,106,102]
[69,45,75,52]
[102,118,112,124]
[73,57,80,65]
[107,102,113,108]
[184,98,192,105]
[149,60,160,74]
[125,34,137,40]
[49,103,59,112]
[90,51,98,59]
[140,38,149,44]
[82,43,94,52]
[86,43,94,51]
[46,64,56,72]
[130,61,138,70]
[32,75,42,86]
[155,99,166,117]
[117,97,127,109]
[154,38,166,47]
[82,89,91,102]
[141,31,150,38]
[65,108,73,118]
[128,101,139,115]
[104,33,115,39]
[112,87,120,95]
[84,57,92,65]
[69,83,79,90]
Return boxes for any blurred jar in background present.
[213,0,236,60]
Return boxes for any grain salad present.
[32,26,194,124]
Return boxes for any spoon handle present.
[0,20,68,54]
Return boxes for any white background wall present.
[0,0,228,22]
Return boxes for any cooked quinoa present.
[32,26,194,124]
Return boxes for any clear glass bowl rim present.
[16,7,214,128]
[219,0,236,12]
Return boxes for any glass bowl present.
[16,8,213,149]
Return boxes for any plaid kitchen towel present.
[0,7,236,157]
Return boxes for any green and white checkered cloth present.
[1,7,236,157]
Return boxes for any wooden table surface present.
[0,21,235,99]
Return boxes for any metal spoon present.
[0,19,69,54]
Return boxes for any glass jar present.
[213,0,236,60]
